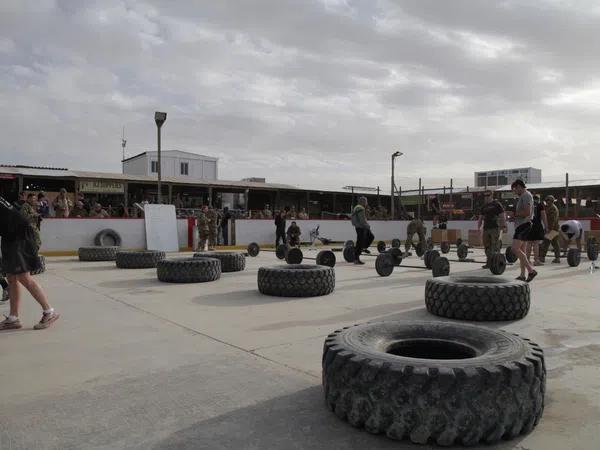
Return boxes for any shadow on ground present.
[152,385,526,450]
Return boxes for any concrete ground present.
[1,247,599,450]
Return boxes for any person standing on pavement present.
[351,196,374,264]
[221,207,232,246]
[196,205,210,251]
[477,190,507,269]
[206,206,219,250]
[540,195,561,263]
[274,207,288,247]
[0,195,59,331]
[525,195,548,266]
[510,180,537,282]
[53,188,72,218]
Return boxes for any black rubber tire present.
[425,276,530,321]
[432,256,450,277]
[94,229,122,247]
[116,251,166,269]
[157,257,221,283]
[505,247,518,264]
[567,248,581,267]
[489,253,507,275]
[424,249,440,269]
[344,240,354,248]
[343,246,355,263]
[440,241,450,254]
[316,250,336,267]
[391,239,401,248]
[258,265,335,297]
[194,251,246,272]
[285,247,304,264]
[30,255,46,275]
[322,321,545,446]
[587,238,598,261]
[78,246,119,261]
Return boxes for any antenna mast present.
[121,126,127,162]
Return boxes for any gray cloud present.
[1,0,600,191]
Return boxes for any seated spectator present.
[298,208,309,220]
[70,201,88,218]
[89,203,110,218]
[287,221,301,246]
[37,192,50,217]
[114,203,129,218]
[76,192,91,213]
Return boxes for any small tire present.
[258,265,335,297]
[116,251,166,269]
[94,229,122,247]
[157,257,221,283]
[194,251,246,272]
[322,321,545,446]
[78,246,119,262]
[425,275,530,321]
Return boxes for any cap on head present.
[358,196,368,205]
[545,195,556,202]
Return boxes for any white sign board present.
[144,204,179,252]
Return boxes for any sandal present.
[526,271,538,283]
[516,276,526,281]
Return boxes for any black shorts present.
[526,222,545,241]
[513,222,532,241]
[0,228,41,275]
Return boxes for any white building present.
[122,150,218,180]
[474,167,541,188]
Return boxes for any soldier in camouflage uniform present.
[206,206,219,250]
[20,193,41,249]
[405,218,426,253]
[196,205,210,251]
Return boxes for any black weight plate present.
[343,245,355,263]
[587,238,598,261]
[387,247,403,265]
[391,238,401,248]
[456,238,463,247]
[276,244,287,260]
[375,254,394,277]
[457,244,469,261]
[440,241,450,254]
[415,242,425,258]
[377,241,387,253]
[432,256,450,277]
[285,247,303,264]
[316,250,336,267]
[505,246,518,264]
[344,240,354,248]
[425,249,440,269]
[247,242,260,257]
[489,253,507,275]
[567,248,581,267]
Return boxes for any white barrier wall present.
[38,219,190,252]
[234,219,592,246]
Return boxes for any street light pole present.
[390,151,403,219]
[154,112,167,204]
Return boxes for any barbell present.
[246,242,336,267]
[375,251,450,277]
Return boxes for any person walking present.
[0,195,59,331]
[526,195,548,266]
[274,207,288,247]
[351,196,374,264]
[221,207,232,246]
[477,190,507,269]
[540,195,561,263]
[510,180,537,282]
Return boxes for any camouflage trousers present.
[405,224,426,253]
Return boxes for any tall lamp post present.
[390,151,403,219]
[154,111,167,203]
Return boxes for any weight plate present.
[424,249,440,269]
[344,240,354,248]
[377,241,387,253]
[285,247,303,264]
[275,244,288,260]
[316,250,336,267]
[457,244,469,261]
[489,253,507,275]
[391,238,401,248]
[505,246,518,264]
[387,247,403,266]
[440,241,450,254]
[375,254,394,277]
[456,238,463,247]
[415,242,425,258]
[567,248,581,267]
[432,257,450,277]
[587,238,598,261]
[426,237,434,250]
[247,242,260,257]
[343,245,356,263]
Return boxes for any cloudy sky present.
[1,0,600,191]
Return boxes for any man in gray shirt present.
[510,180,537,282]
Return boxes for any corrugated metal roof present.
[0,166,297,190]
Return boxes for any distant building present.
[122,150,218,180]
[474,167,541,188]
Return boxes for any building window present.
[151,161,158,173]
[180,162,189,176]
